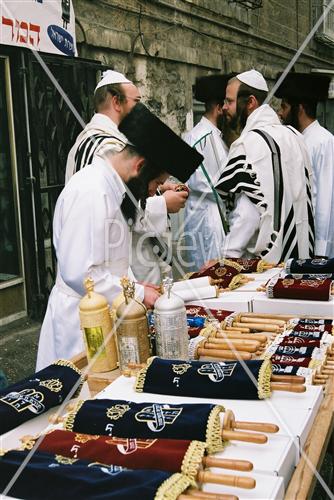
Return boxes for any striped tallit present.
[216,104,314,263]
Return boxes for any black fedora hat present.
[194,74,233,103]
[119,103,204,183]
[274,72,330,101]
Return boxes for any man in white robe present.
[276,72,334,258]
[183,75,230,271]
[66,69,188,284]
[36,103,202,370]
[215,70,314,263]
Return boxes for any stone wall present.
[73,0,334,132]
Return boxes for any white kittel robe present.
[65,112,169,284]
[302,120,334,258]
[216,104,315,263]
[36,157,144,370]
[183,116,228,270]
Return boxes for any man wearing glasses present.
[215,69,314,264]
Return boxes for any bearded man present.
[276,72,334,258]
[215,69,315,263]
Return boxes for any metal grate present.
[25,53,102,314]
[228,0,263,9]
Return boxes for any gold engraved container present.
[79,278,118,373]
[154,277,189,360]
[116,277,151,371]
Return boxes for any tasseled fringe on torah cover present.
[23,429,207,480]
[64,399,224,454]
[0,360,83,435]
[135,357,272,401]
[0,449,194,500]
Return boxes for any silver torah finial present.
[162,276,174,298]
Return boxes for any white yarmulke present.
[236,69,268,92]
[95,70,132,92]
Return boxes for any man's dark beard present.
[220,113,241,148]
[121,162,164,225]
[121,177,142,226]
[237,99,249,130]
[281,104,300,131]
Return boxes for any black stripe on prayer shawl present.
[286,126,315,256]
[304,166,315,256]
[251,130,284,233]
[216,155,265,206]
[74,133,115,173]
[281,206,298,261]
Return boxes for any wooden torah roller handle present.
[270,382,306,392]
[197,470,256,489]
[221,429,267,444]
[223,409,279,434]
[203,456,253,472]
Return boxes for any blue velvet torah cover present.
[65,399,224,453]
[0,360,82,435]
[0,449,192,500]
[135,357,272,400]
[286,258,334,274]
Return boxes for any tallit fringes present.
[63,400,84,431]
[206,405,225,454]
[155,472,195,500]
[257,358,272,399]
[181,440,207,480]
[134,356,155,392]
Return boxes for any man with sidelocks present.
[215,69,315,263]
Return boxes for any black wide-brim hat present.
[194,74,232,103]
[119,103,204,183]
[274,72,330,101]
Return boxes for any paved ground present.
[0,317,41,385]
[0,317,332,496]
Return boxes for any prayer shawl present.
[183,117,229,270]
[285,258,334,274]
[64,399,224,453]
[303,120,334,257]
[65,113,126,182]
[26,430,207,479]
[266,277,332,301]
[0,450,193,500]
[0,360,82,435]
[135,357,272,400]
[216,105,314,262]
